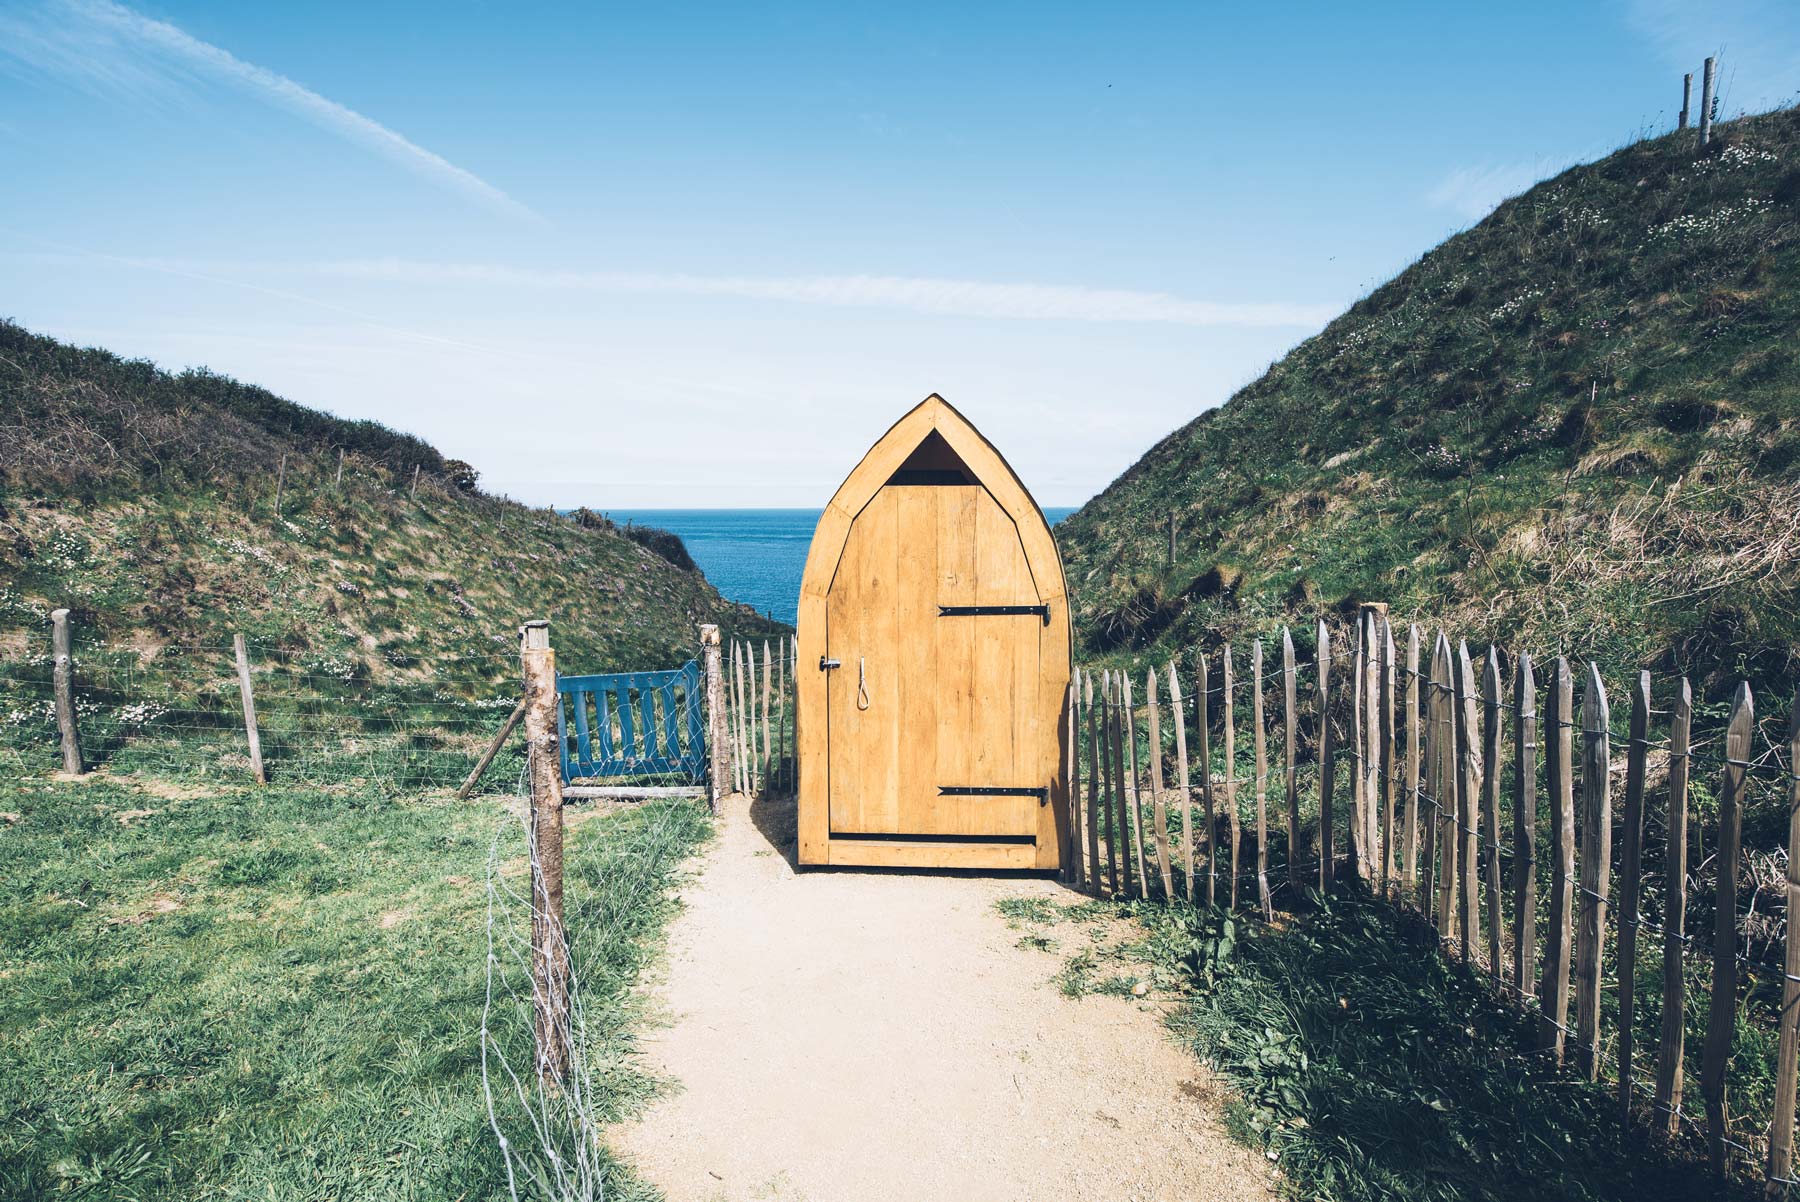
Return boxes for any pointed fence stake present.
[1574,663,1611,1081]
[1316,620,1335,890]
[1703,684,1754,1174]
[1617,671,1651,1122]
[1655,678,1692,1138]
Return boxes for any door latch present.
[819,656,841,671]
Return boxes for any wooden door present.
[826,484,1045,837]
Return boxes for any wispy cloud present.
[0,0,538,221]
[284,259,1340,329]
[1425,160,1569,222]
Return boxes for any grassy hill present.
[1059,105,1800,698]
[0,318,780,677]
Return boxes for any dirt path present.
[608,795,1273,1202]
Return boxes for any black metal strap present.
[939,784,1049,805]
[937,604,1050,626]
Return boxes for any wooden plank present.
[796,593,832,864]
[520,620,568,1083]
[1124,673,1149,896]
[891,487,940,832]
[761,639,774,784]
[1766,685,1800,1188]
[233,632,266,784]
[1703,683,1754,1175]
[1065,674,1080,884]
[1456,642,1482,964]
[731,641,748,795]
[1616,670,1651,1125]
[1511,652,1538,997]
[1086,672,1102,895]
[1430,634,1456,944]
[1539,657,1576,1060]
[1111,673,1135,899]
[1417,634,1440,916]
[563,785,708,800]
[1350,620,1366,882]
[1382,619,1397,892]
[1367,612,1384,883]
[1654,677,1692,1137]
[1482,647,1504,981]
[825,838,1039,869]
[1404,624,1422,888]
[459,697,525,800]
[1316,620,1335,890]
[50,608,82,775]
[1197,653,1215,906]
[1253,639,1272,919]
[1282,628,1299,893]
[1575,662,1612,1082]
[1148,667,1174,899]
[1170,660,1194,904]
[700,625,727,810]
[1223,646,1239,910]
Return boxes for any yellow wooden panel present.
[891,487,940,836]
[825,838,1039,870]
[827,490,900,833]
[796,590,830,864]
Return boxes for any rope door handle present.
[856,656,871,710]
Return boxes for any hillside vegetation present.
[1060,105,1800,697]
[0,319,781,684]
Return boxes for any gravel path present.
[608,792,1274,1202]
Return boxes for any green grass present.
[0,770,708,1201]
[1060,105,1800,702]
[1026,892,1755,1202]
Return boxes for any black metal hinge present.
[937,603,1051,627]
[938,784,1050,806]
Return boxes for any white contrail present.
[0,0,539,222]
[300,259,1340,329]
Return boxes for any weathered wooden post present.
[1456,641,1482,963]
[51,608,83,775]
[1656,678,1692,1137]
[1147,668,1174,898]
[233,632,266,784]
[1766,686,1800,1192]
[273,452,288,516]
[1381,620,1397,891]
[1679,71,1692,130]
[1065,673,1081,886]
[1252,639,1272,920]
[1704,683,1753,1175]
[1282,628,1299,892]
[1316,621,1335,890]
[458,697,525,800]
[335,447,345,489]
[1086,672,1103,895]
[520,619,568,1083]
[1123,673,1149,895]
[1403,625,1422,888]
[1698,56,1717,147]
[1481,647,1503,984]
[701,625,726,812]
[1511,653,1538,997]
[1431,634,1457,943]
[410,463,421,498]
[1617,671,1651,1123]
[1169,660,1194,903]
[761,640,773,784]
[1111,674,1135,899]
[1575,663,1611,1081]
[1223,647,1239,910]
[1539,657,1576,1061]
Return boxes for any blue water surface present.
[608,507,1076,626]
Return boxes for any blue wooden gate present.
[556,661,706,782]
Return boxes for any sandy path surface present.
[608,794,1273,1202]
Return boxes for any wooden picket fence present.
[721,634,796,797]
[1064,603,1800,1191]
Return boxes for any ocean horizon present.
[606,507,1077,626]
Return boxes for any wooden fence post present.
[1084,673,1102,894]
[409,463,420,498]
[776,635,789,793]
[1404,625,1422,888]
[1382,619,1397,892]
[1223,647,1239,910]
[1457,642,1482,964]
[1147,668,1174,899]
[520,619,568,1083]
[1704,683,1754,1175]
[1512,652,1539,997]
[1111,674,1136,899]
[700,625,726,811]
[335,447,345,488]
[232,632,266,784]
[1680,71,1692,129]
[1431,634,1457,944]
[274,452,288,516]
[1656,678,1692,1137]
[732,641,749,795]
[1100,673,1119,896]
[1282,629,1300,893]
[1351,622,1366,883]
[1540,657,1576,1061]
[1317,621,1335,890]
[1766,685,1800,1191]
[1481,647,1503,984]
[1123,673,1149,896]
[50,608,83,775]
[1418,635,1442,917]
[1363,607,1386,884]
[1065,673,1081,885]
[1197,653,1216,906]
[1698,56,1717,147]
[1617,671,1651,1123]
[1575,663,1612,1081]
[458,697,526,800]
[1253,639,1272,920]
[1170,660,1194,903]
[761,640,773,785]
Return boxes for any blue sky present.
[3,1,1797,507]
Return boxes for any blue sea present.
[609,507,1076,626]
